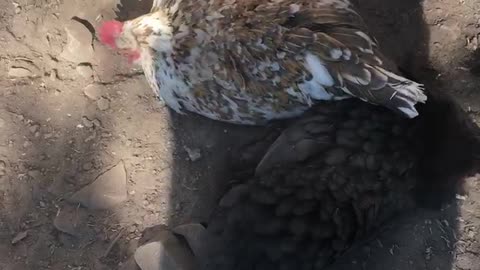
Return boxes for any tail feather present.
[339,66,427,119]
[377,67,427,118]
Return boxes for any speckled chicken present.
[193,92,480,270]
[98,0,426,125]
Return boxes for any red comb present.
[98,20,124,48]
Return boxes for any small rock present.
[8,67,33,78]
[134,230,196,270]
[60,20,94,63]
[97,97,110,111]
[0,118,5,128]
[82,116,94,128]
[219,184,248,208]
[12,2,21,14]
[49,69,58,81]
[184,146,201,162]
[70,162,127,209]
[82,162,93,171]
[76,63,94,79]
[11,231,28,244]
[83,84,103,100]
[29,124,39,133]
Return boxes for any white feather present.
[304,53,334,86]
[298,52,337,101]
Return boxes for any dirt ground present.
[0,0,480,269]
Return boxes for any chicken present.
[98,0,426,125]
[194,91,480,270]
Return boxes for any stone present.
[70,162,127,209]
[183,146,201,162]
[76,63,94,79]
[83,84,103,100]
[11,231,28,244]
[134,230,196,270]
[82,116,94,128]
[60,20,94,63]
[29,124,39,133]
[97,97,110,111]
[8,67,33,78]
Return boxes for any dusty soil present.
[0,0,480,269]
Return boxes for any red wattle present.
[98,20,124,49]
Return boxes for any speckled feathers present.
[111,0,427,124]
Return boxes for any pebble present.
[76,63,94,79]
[134,230,196,270]
[82,162,93,171]
[82,116,94,128]
[60,20,94,63]
[8,67,33,78]
[29,124,39,133]
[184,146,201,162]
[83,84,103,100]
[97,97,110,111]
[0,117,5,128]
[11,231,28,244]
[49,69,58,81]
[69,162,127,209]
